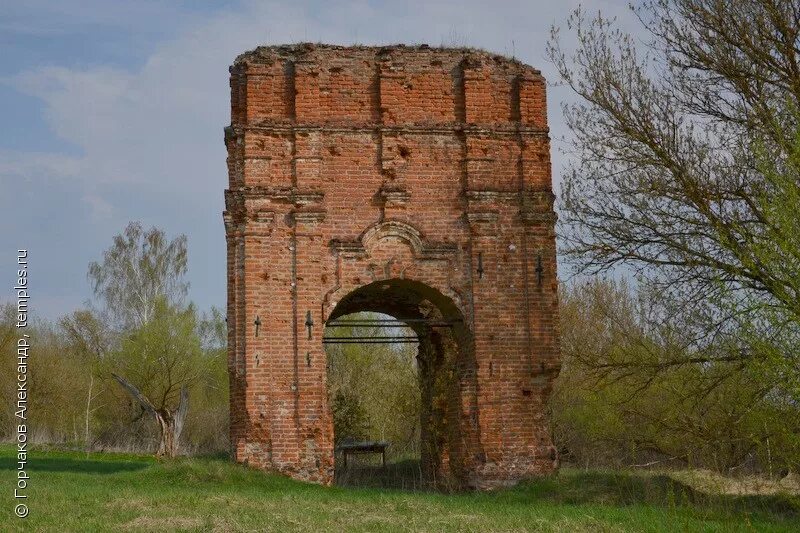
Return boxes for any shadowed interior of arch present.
[323,279,474,490]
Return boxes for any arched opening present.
[324,279,475,490]
[325,311,421,488]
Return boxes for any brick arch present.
[328,277,464,322]
[224,44,561,490]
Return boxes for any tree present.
[59,309,111,448]
[88,222,196,457]
[181,306,229,455]
[106,300,204,457]
[60,309,112,361]
[552,279,800,473]
[0,303,14,354]
[0,304,19,435]
[88,221,188,330]
[548,1,800,391]
[330,390,371,444]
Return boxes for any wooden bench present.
[336,441,389,468]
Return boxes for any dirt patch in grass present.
[121,515,204,531]
[669,469,800,496]
[105,498,150,512]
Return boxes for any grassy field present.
[1,446,799,532]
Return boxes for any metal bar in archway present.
[322,336,420,344]
[326,318,460,328]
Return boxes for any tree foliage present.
[548,0,800,401]
[106,300,205,414]
[85,222,220,457]
[553,280,800,474]
[549,0,800,322]
[88,221,188,330]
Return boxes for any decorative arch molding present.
[331,219,458,260]
[324,220,465,322]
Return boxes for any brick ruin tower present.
[223,44,560,490]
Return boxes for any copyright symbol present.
[14,503,28,518]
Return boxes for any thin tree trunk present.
[85,375,94,451]
[155,413,172,458]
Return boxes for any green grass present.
[1,445,798,532]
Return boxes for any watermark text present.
[14,249,29,519]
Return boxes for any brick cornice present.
[291,209,326,224]
[227,123,549,137]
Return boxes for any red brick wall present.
[224,44,560,489]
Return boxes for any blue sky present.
[1,0,636,320]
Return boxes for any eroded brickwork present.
[223,43,560,490]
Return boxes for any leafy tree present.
[0,304,21,435]
[548,1,800,395]
[0,225,227,455]
[182,307,229,455]
[331,391,371,444]
[60,309,112,360]
[106,300,205,457]
[88,221,188,330]
[58,309,110,448]
[88,222,196,457]
[0,313,93,444]
[553,279,800,474]
[0,303,14,354]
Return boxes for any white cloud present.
[83,192,114,220]
[8,0,639,192]
[0,0,189,37]
[0,148,84,181]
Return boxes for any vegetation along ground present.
[2,445,799,532]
